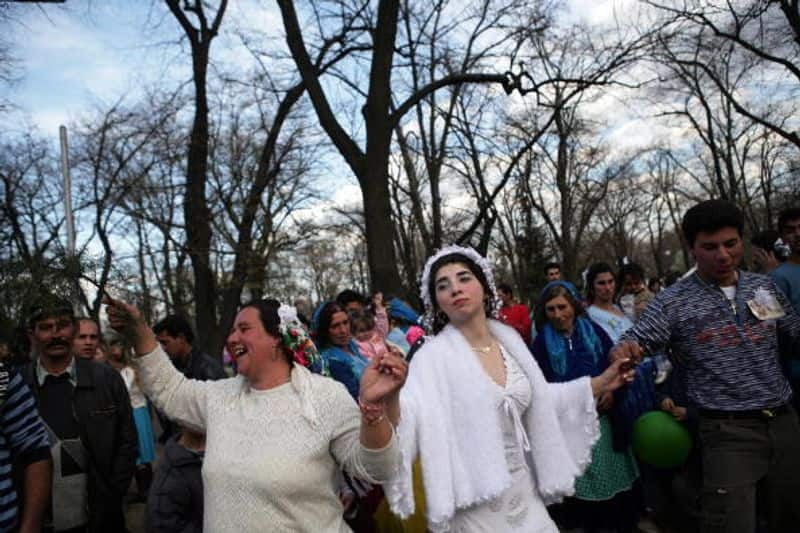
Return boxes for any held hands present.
[592,356,637,397]
[610,340,645,366]
[590,340,645,397]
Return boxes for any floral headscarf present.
[278,305,328,375]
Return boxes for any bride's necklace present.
[471,343,495,354]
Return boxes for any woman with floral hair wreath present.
[383,245,636,532]
[104,296,407,532]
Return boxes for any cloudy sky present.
[2,1,283,133]
[1,0,661,210]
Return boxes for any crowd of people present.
[0,199,799,533]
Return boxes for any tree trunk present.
[361,146,404,293]
[184,43,218,355]
[361,0,404,294]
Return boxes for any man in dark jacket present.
[152,315,225,442]
[146,427,205,533]
[152,315,225,382]
[22,295,138,533]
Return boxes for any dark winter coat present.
[146,435,204,533]
[21,357,138,533]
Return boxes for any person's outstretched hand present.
[103,296,157,355]
[359,347,408,405]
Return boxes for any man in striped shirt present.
[0,363,52,532]
[614,199,800,533]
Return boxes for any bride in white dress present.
[385,245,636,532]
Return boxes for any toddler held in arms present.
[351,310,396,360]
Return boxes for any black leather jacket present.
[22,357,138,533]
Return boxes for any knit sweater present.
[619,271,799,410]
[134,346,400,532]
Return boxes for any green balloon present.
[632,411,693,468]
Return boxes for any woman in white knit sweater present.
[384,246,635,532]
[105,297,406,532]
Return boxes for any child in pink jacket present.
[351,311,390,361]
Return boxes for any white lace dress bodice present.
[450,347,559,532]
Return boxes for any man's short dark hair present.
[618,263,646,283]
[544,262,561,273]
[336,289,365,308]
[777,207,800,234]
[681,199,744,247]
[26,295,75,329]
[153,315,195,344]
[497,283,513,296]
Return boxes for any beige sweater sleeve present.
[133,345,215,432]
[326,382,401,483]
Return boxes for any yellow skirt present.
[374,459,428,532]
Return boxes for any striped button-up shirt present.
[619,270,800,411]
[0,366,51,532]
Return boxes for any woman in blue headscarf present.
[312,301,370,400]
[531,281,640,532]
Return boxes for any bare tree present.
[386,13,650,288]
[647,0,800,150]
[593,176,647,264]
[643,149,692,271]
[206,89,319,350]
[275,0,549,293]
[70,96,179,319]
[164,0,228,352]
[493,177,551,306]
[518,92,639,282]
[651,26,790,234]
[0,133,71,323]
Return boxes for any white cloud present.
[564,0,639,28]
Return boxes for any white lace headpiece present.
[277,304,300,329]
[419,244,502,330]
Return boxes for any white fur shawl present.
[384,320,599,532]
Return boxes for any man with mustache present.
[20,295,137,533]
